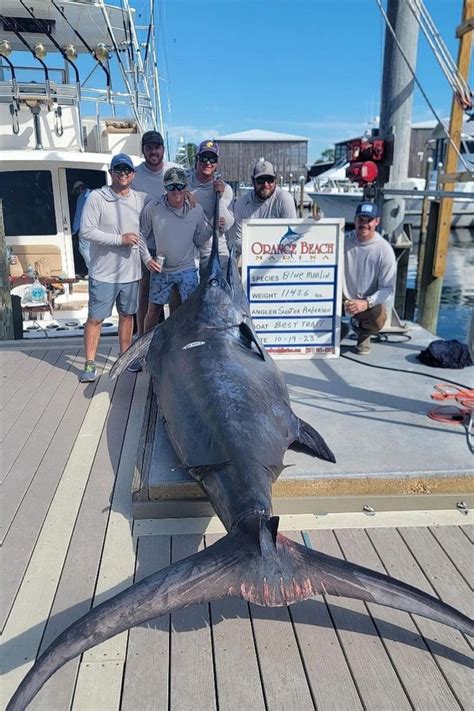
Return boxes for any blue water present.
[408,229,473,342]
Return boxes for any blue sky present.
[155,0,466,163]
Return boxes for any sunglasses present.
[165,183,186,192]
[112,165,134,175]
[198,155,217,165]
[255,175,276,185]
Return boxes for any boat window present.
[0,171,57,237]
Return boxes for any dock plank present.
[0,348,64,443]
[169,534,217,711]
[368,527,474,709]
[287,531,363,711]
[0,350,45,407]
[335,527,460,710]
[460,525,473,543]
[0,348,72,486]
[306,529,411,710]
[0,362,118,709]
[397,527,473,619]
[0,352,106,638]
[205,532,266,711]
[428,525,474,588]
[121,535,171,711]
[28,367,135,711]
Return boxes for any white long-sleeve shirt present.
[187,169,234,263]
[343,230,396,307]
[80,186,148,283]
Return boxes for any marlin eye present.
[209,278,219,286]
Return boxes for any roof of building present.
[217,129,309,142]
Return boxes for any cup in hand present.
[156,254,166,269]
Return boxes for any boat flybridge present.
[0,0,161,280]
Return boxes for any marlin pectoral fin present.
[290,416,336,463]
[110,327,158,378]
[239,321,266,361]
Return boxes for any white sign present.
[241,218,344,359]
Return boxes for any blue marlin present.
[7,220,474,710]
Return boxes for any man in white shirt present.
[343,202,396,355]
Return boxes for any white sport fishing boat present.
[0,0,163,337]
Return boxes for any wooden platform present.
[1,342,473,710]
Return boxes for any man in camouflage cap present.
[140,166,212,329]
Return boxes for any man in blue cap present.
[79,153,150,381]
[342,202,396,355]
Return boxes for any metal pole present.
[0,200,15,341]
[377,0,420,242]
[415,156,434,307]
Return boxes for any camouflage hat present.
[163,166,187,186]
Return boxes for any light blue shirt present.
[73,189,91,234]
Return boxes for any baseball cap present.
[110,153,135,170]
[355,202,379,218]
[163,166,187,186]
[72,180,85,195]
[252,159,276,180]
[197,139,219,157]
[142,130,164,147]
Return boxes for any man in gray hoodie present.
[227,159,297,256]
[140,167,212,330]
[79,153,151,382]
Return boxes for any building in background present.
[217,130,308,187]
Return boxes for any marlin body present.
[8,240,474,709]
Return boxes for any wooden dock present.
[1,341,473,710]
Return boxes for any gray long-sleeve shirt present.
[80,186,148,283]
[227,186,297,254]
[187,170,234,262]
[132,160,179,248]
[140,196,212,273]
[343,230,396,307]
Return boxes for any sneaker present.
[126,359,142,373]
[80,360,97,382]
[355,336,371,355]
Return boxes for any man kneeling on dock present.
[343,202,396,355]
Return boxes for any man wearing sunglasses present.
[79,153,149,382]
[187,140,234,275]
[342,202,396,355]
[131,130,181,336]
[139,167,212,330]
[228,159,296,256]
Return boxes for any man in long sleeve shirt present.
[227,159,297,256]
[131,130,180,335]
[343,202,396,355]
[140,167,212,330]
[187,139,234,275]
[79,153,150,381]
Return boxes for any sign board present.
[241,218,344,359]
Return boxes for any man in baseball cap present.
[228,158,296,256]
[132,130,179,336]
[110,153,135,171]
[187,139,234,275]
[139,165,212,330]
[342,202,396,355]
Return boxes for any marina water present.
[408,228,473,343]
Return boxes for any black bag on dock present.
[417,339,473,369]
